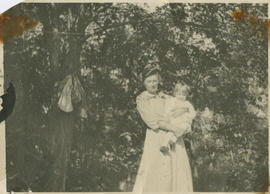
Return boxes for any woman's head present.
[142,64,161,94]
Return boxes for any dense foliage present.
[5,3,268,192]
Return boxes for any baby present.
[160,83,196,153]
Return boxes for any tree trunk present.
[46,107,75,192]
[63,36,83,79]
[44,28,83,192]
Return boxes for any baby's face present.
[174,86,187,99]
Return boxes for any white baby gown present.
[161,96,196,148]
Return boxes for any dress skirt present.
[133,129,193,192]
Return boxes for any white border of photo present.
[0,0,269,193]
[0,1,23,13]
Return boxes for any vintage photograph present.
[3,2,268,192]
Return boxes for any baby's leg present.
[168,132,177,143]
[171,119,190,138]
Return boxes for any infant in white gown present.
[160,83,196,152]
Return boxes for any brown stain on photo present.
[264,19,270,29]
[247,14,259,25]
[0,13,39,43]
[261,182,270,194]
[231,9,245,21]
[265,19,270,45]
[231,9,270,42]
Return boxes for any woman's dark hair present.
[142,69,160,82]
[142,63,161,82]
[134,63,163,96]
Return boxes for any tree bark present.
[46,107,75,192]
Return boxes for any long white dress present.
[133,91,193,192]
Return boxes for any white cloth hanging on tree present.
[57,74,88,118]
[57,75,73,112]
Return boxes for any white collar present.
[143,91,167,100]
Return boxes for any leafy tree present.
[5,3,268,192]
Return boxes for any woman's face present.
[144,74,159,94]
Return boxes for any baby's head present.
[173,82,190,100]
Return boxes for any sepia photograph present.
[2,1,268,192]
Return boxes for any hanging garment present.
[57,75,73,112]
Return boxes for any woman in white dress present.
[132,66,194,192]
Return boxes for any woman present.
[132,65,193,192]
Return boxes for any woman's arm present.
[157,120,174,132]
[136,94,160,131]
[171,107,189,118]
